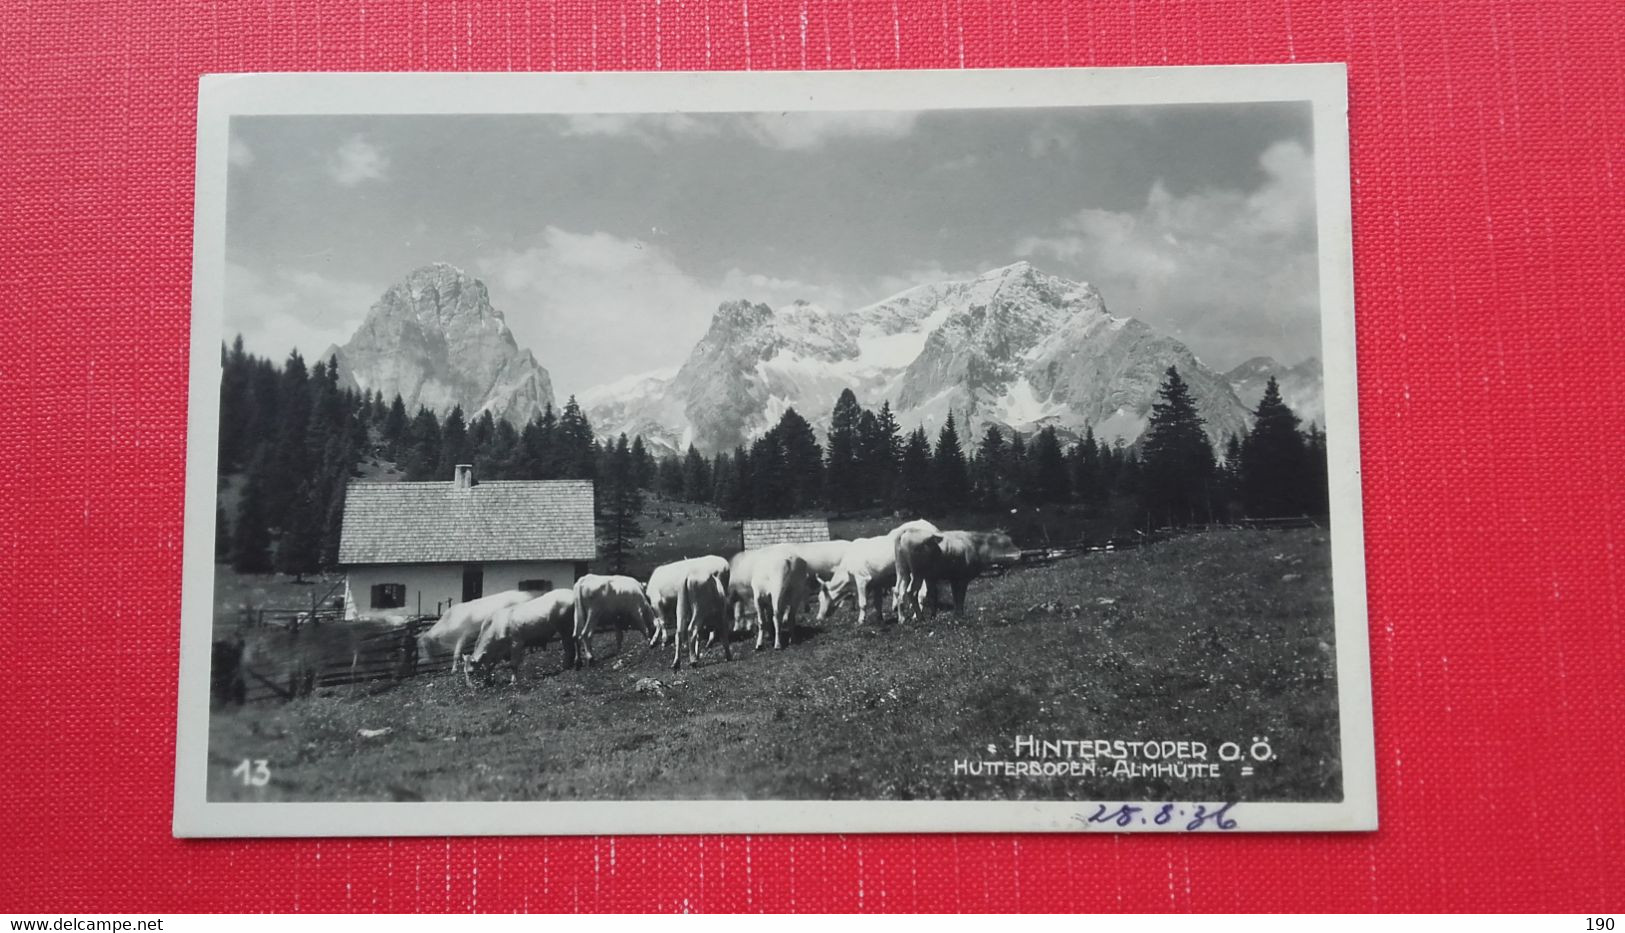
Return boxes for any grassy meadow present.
[206,524,1341,804]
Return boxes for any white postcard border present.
[175,64,1374,837]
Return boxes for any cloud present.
[741,110,919,150]
[1015,140,1319,366]
[552,110,919,151]
[228,136,255,168]
[224,263,378,361]
[559,112,719,147]
[478,227,858,395]
[327,135,389,186]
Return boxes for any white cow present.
[571,574,658,668]
[888,519,942,621]
[646,555,730,647]
[468,588,577,682]
[787,539,851,580]
[895,528,1023,620]
[671,562,735,670]
[749,550,811,651]
[817,534,899,625]
[417,589,539,684]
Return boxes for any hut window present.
[370,583,406,609]
[517,579,552,593]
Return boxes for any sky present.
[224,102,1320,395]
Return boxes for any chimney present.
[453,464,475,489]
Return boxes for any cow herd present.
[416,520,1023,685]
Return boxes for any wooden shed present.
[740,517,831,551]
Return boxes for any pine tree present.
[275,480,324,582]
[404,408,442,481]
[630,436,657,489]
[1140,366,1216,526]
[1218,432,1245,521]
[266,350,312,522]
[1241,377,1311,518]
[657,454,685,499]
[974,425,1008,510]
[826,389,864,510]
[896,428,935,515]
[557,396,597,480]
[596,434,645,574]
[768,408,823,511]
[437,405,470,479]
[382,394,408,455]
[1070,425,1104,506]
[1304,423,1330,516]
[748,434,791,518]
[712,451,741,517]
[1007,430,1031,505]
[723,447,753,520]
[231,472,273,574]
[1031,426,1071,504]
[682,445,711,502]
[872,401,903,505]
[931,413,971,511]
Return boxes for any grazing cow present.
[887,519,943,620]
[672,563,735,670]
[646,555,730,647]
[817,534,899,625]
[788,539,852,580]
[468,588,578,682]
[571,574,658,668]
[896,529,1023,619]
[417,589,538,683]
[749,550,811,651]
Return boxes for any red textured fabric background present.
[2,0,1622,914]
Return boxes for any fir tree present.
[1070,425,1103,506]
[1240,377,1311,518]
[231,472,273,574]
[974,425,1008,510]
[768,407,823,512]
[872,401,903,505]
[1304,423,1330,516]
[556,396,597,480]
[711,451,741,517]
[630,436,656,489]
[896,428,935,516]
[437,405,470,479]
[1030,426,1071,504]
[382,394,408,454]
[748,434,791,518]
[275,480,324,582]
[932,414,971,511]
[595,434,645,574]
[682,445,711,502]
[1140,367,1215,526]
[403,408,442,481]
[826,389,864,510]
[657,454,685,499]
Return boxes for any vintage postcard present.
[174,65,1374,836]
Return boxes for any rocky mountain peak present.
[327,264,554,427]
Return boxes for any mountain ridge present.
[585,262,1260,454]
[325,263,556,427]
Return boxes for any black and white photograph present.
[174,67,1374,835]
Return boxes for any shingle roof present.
[741,518,831,550]
[339,479,596,565]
